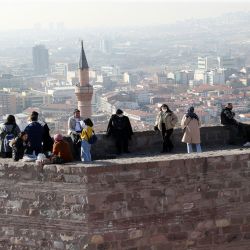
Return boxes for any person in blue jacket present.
[24,113,44,155]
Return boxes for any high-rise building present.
[220,57,236,69]
[51,63,68,78]
[198,56,220,71]
[32,45,49,75]
[100,39,112,54]
[75,41,93,118]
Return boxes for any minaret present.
[75,41,93,118]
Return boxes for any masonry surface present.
[0,126,250,249]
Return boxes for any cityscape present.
[1,9,250,134]
[3,1,250,249]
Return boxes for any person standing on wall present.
[68,109,85,160]
[107,109,133,155]
[181,106,202,153]
[154,104,178,153]
[80,118,94,162]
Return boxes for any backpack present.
[3,125,16,153]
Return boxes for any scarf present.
[186,107,199,120]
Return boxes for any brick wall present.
[0,148,250,249]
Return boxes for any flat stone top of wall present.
[1,148,249,178]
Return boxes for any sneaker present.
[243,142,250,147]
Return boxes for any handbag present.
[85,130,98,145]
[183,119,191,134]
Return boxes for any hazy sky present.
[1,0,250,30]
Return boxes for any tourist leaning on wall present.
[181,106,202,153]
[154,104,178,153]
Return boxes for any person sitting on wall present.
[154,104,178,153]
[68,109,84,160]
[51,134,73,164]
[24,113,44,156]
[30,111,53,156]
[0,115,21,158]
[107,109,133,155]
[221,103,250,146]
[11,132,29,161]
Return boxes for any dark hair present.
[116,109,123,115]
[84,118,93,127]
[31,111,39,117]
[161,104,172,113]
[74,108,80,113]
[19,131,27,138]
[30,114,38,122]
[5,115,16,125]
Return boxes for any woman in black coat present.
[107,109,133,154]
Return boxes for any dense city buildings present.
[1,13,250,134]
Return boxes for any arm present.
[171,113,178,127]
[68,117,75,134]
[0,125,5,139]
[14,125,20,136]
[126,117,133,137]
[80,128,87,140]
[198,119,201,127]
[154,113,160,131]
[224,110,238,123]
[52,143,59,156]
[106,116,113,136]
[181,115,187,129]
[182,116,191,128]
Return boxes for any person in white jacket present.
[181,107,202,153]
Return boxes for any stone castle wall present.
[91,125,240,159]
[0,147,250,249]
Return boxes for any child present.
[11,132,29,161]
[52,134,73,163]
[80,118,94,162]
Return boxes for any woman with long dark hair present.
[0,115,20,158]
[11,131,29,161]
[154,104,178,153]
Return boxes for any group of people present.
[0,102,248,164]
[68,105,202,158]
[154,104,202,154]
[0,111,73,163]
[68,108,133,161]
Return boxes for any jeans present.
[81,140,91,162]
[187,143,202,153]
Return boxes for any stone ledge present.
[0,148,248,181]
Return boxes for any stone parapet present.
[0,148,250,249]
[91,125,242,159]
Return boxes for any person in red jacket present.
[52,134,73,163]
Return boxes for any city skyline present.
[1,1,250,30]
